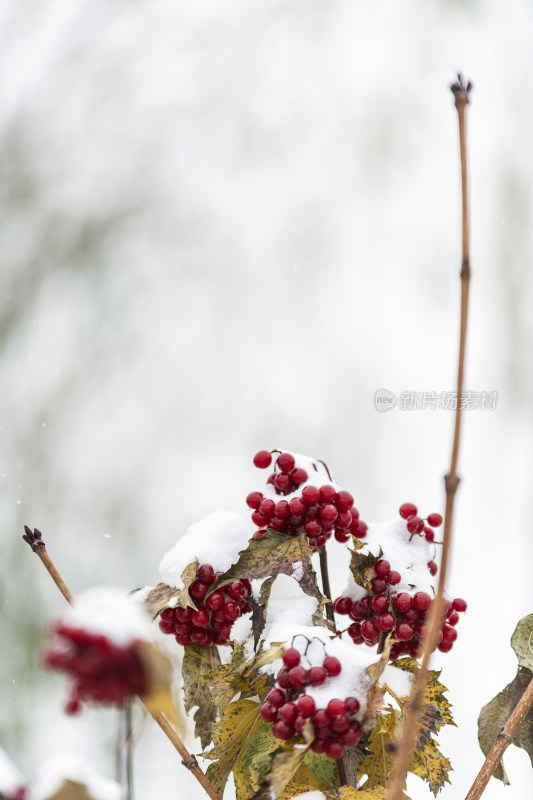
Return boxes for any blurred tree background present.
[1,1,532,797]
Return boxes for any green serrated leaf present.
[182,644,220,748]
[478,667,533,784]
[511,614,533,672]
[242,721,280,790]
[207,642,248,714]
[304,750,338,788]
[208,530,322,601]
[269,744,312,798]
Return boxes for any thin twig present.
[23,526,222,800]
[318,546,349,787]
[386,74,473,800]
[465,674,533,800]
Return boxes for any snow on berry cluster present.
[158,564,252,648]
[261,643,363,758]
[334,505,467,660]
[247,450,368,549]
[43,587,152,714]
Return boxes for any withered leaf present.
[348,546,383,592]
[144,561,199,617]
[511,614,533,672]
[182,643,220,748]
[250,576,276,648]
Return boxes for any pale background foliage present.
[0,1,532,798]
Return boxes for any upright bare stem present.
[386,75,473,800]
[318,546,349,787]
[465,675,533,800]
[117,705,134,800]
[23,526,222,800]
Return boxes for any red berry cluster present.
[260,647,363,759]
[158,564,252,648]
[247,450,368,548]
[334,557,467,660]
[44,625,147,714]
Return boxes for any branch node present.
[181,755,199,770]
[461,257,471,278]
[22,525,45,552]
[444,474,460,494]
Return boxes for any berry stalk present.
[387,75,473,800]
[22,525,223,800]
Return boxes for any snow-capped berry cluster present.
[334,556,467,660]
[158,564,252,648]
[399,501,443,545]
[247,450,368,549]
[44,625,147,714]
[260,646,362,759]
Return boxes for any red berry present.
[283,648,301,668]
[158,618,175,635]
[289,497,305,515]
[353,520,368,539]
[412,591,431,612]
[348,623,362,641]
[274,473,292,492]
[319,485,337,504]
[371,595,389,614]
[371,577,388,594]
[395,622,414,641]
[393,593,412,612]
[291,468,308,485]
[442,624,458,644]
[427,512,443,527]
[326,698,346,718]
[336,511,352,529]
[438,641,453,653]
[253,450,272,469]
[305,519,322,537]
[452,597,467,612]
[448,610,460,626]
[271,720,294,740]
[378,613,395,631]
[361,619,379,642]
[309,666,327,685]
[176,607,192,622]
[189,581,209,600]
[387,571,401,586]
[336,490,354,511]
[342,725,362,746]
[277,669,292,689]
[319,504,338,523]
[302,485,320,505]
[275,500,290,519]
[251,510,268,527]
[288,666,308,686]
[324,738,344,759]
[260,703,278,722]
[424,527,435,542]
[374,559,391,578]
[323,656,342,676]
[312,709,329,727]
[223,602,241,621]
[267,688,286,708]
[253,529,267,539]
[399,502,418,519]
[277,453,296,473]
[246,492,263,510]
[261,499,276,517]
[428,560,438,576]
[281,702,299,723]
[191,608,209,627]
[311,739,326,753]
[334,530,350,543]
[407,516,424,533]
[298,695,316,717]
[198,564,215,584]
[333,596,352,615]
[345,697,360,715]
[65,698,82,715]
[190,628,209,646]
[206,591,225,611]
[294,714,306,731]
[331,715,350,733]
[227,581,246,601]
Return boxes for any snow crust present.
[159,511,253,588]
[32,753,121,800]
[341,518,435,598]
[0,746,25,797]
[61,586,153,646]
[260,594,379,719]
[379,664,414,699]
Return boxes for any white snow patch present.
[228,612,255,660]
[32,753,121,800]
[291,561,303,582]
[159,511,253,589]
[261,594,319,645]
[61,586,153,646]
[251,577,268,601]
[0,747,26,797]
[340,518,435,599]
[379,664,413,700]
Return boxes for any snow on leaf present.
[478,667,533,784]
[203,698,264,799]
[182,644,220,748]
[143,561,198,617]
[208,531,322,602]
[244,643,284,676]
[250,576,275,648]
[347,546,383,592]
[511,614,533,672]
